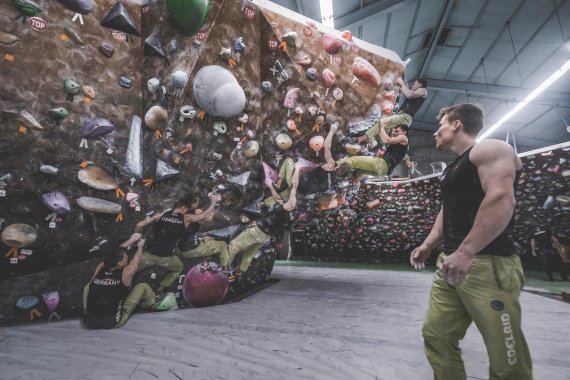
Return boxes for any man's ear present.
[451,119,461,132]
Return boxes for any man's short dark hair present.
[335,164,353,178]
[416,78,428,89]
[395,124,409,135]
[174,198,192,209]
[104,250,127,269]
[438,103,484,136]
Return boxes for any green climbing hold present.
[166,0,209,36]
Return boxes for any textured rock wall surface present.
[0,0,407,324]
[0,0,142,278]
[294,145,570,264]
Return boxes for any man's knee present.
[171,257,184,273]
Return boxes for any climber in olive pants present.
[83,282,157,328]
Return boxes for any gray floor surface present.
[1,266,569,380]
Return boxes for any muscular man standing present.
[410,103,532,379]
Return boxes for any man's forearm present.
[130,246,144,267]
[423,210,444,249]
[267,183,283,204]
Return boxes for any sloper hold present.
[100,0,141,37]
[77,196,122,214]
[41,191,71,214]
[1,223,38,248]
[166,0,209,36]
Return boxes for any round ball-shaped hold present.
[182,263,228,307]
[275,133,292,150]
[244,140,259,157]
[171,70,188,88]
[309,135,324,151]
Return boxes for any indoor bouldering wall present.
[292,143,570,266]
[0,0,408,325]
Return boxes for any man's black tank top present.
[146,210,186,256]
[179,209,200,251]
[400,96,426,117]
[384,143,409,174]
[440,147,520,256]
[257,205,295,237]
[85,267,128,329]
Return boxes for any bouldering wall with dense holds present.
[0,0,144,324]
[292,143,570,266]
[0,0,408,325]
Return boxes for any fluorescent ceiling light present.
[319,0,334,28]
[477,58,570,141]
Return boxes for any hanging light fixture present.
[319,0,334,28]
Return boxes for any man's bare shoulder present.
[470,139,516,163]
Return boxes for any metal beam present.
[294,0,303,15]
[492,0,569,84]
[426,79,570,106]
[467,0,528,82]
[517,107,553,134]
[402,0,422,57]
[383,13,392,47]
[410,119,560,148]
[334,0,409,30]
[408,120,439,131]
[443,0,490,79]
[417,0,454,78]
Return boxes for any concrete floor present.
[1,266,569,380]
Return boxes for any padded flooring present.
[1,266,569,380]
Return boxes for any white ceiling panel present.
[445,27,470,47]
[448,0,485,25]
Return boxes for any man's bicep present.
[477,156,517,195]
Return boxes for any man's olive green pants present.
[179,238,229,267]
[264,158,294,207]
[364,113,412,141]
[137,252,183,288]
[423,253,533,380]
[227,226,270,272]
[335,155,389,177]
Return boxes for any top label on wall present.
[243,5,256,19]
[29,17,47,32]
